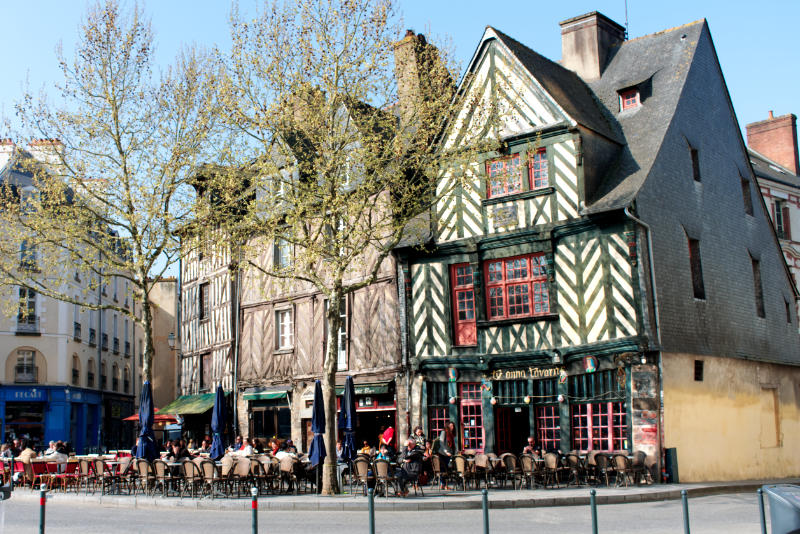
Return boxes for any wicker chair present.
[350,456,370,497]
[501,454,524,490]
[135,459,154,495]
[631,451,653,485]
[452,455,472,491]
[232,457,252,497]
[181,459,205,498]
[473,454,492,489]
[542,452,563,488]
[278,456,298,495]
[519,454,539,489]
[612,454,635,487]
[152,459,173,497]
[92,458,119,495]
[593,453,612,487]
[373,459,396,498]
[565,453,586,486]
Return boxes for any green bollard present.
[681,490,690,534]
[482,489,489,534]
[39,483,47,534]
[368,487,375,534]
[250,486,258,534]
[590,488,598,534]
[758,488,767,534]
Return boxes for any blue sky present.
[1,0,798,137]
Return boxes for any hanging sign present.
[447,368,458,382]
[486,366,564,381]
[584,356,598,373]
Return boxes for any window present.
[774,200,791,240]
[199,282,210,321]
[200,353,212,391]
[112,363,119,391]
[325,300,347,370]
[274,238,293,269]
[87,359,95,388]
[112,276,118,301]
[687,238,705,299]
[124,367,130,393]
[569,370,627,451]
[251,405,292,439]
[741,179,753,216]
[450,263,477,346]
[752,256,765,318]
[535,405,560,452]
[619,88,640,111]
[529,149,549,190]
[786,298,793,324]
[15,350,37,383]
[19,240,37,270]
[72,355,80,386]
[17,287,36,325]
[459,383,484,451]
[484,254,550,319]
[124,319,130,356]
[276,309,294,350]
[112,315,119,354]
[690,146,701,182]
[427,382,449,439]
[101,362,107,390]
[694,360,704,382]
[486,154,522,198]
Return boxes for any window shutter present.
[782,204,791,240]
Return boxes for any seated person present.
[196,439,211,453]
[358,441,372,455]
[165,441,193,462]
[269,439,280,456]
[234,437,254,456]
[375,445,391,461]
[44,441,57,455]
[284,439,298,454]
[522,436,542,457]
[395,438,424,497]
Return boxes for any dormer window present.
[619,88,640,111]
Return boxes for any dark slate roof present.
[490,28,622,144]
[583,20,706,214]
[749,148,800,189]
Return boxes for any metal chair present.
[135,459,154,495]
[542,452,563,488]
[565,453,586,486]
[232,457,252,497]
[278,456,298,495]
[152,459,173,497]
[181,459,205,498]
[593,453,612,487]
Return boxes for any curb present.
[9,480,797,512]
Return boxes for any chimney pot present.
[769,110,774,119]
[405,29,414,37]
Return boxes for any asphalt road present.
[1,493,769,533]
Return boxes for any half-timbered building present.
[402,13,800,481]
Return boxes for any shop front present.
[243,387,291,445]
[102,392,135,451]
[0,385,102,453]
[420,353,653,457]
[157,392,230,443]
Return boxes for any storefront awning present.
[122,413,179,424]
[242,388,290,401]
[156,393,218,415]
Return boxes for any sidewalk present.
[9,478,798,512]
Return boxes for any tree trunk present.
[321,286,343,495]
[139,288,154,385]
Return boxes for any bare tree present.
[215,0,497,494]
[0,0,223,384]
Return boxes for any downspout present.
[623,205,665,479]
[176,256,182,400]
[397,257,410,428]
[96,260,103,452]
[231,247,242,436]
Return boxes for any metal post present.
[39,484,47,534]
[590,489,598,534]
[250,486,258,534]
[482,488,489,534]
[368,487,375,534]
[757,488,767,534]
[681,489,690,534]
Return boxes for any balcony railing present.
[15,365,38,383]
[113,338,120,354]
[101,333,108,351]
[124,341,131,357]
[16,317,40,334]
[73,322,81,341]
[88,328,97,347]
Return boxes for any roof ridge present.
[623,19,705,44]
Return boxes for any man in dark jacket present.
[395,438,423,496]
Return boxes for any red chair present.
[51,462,79,492]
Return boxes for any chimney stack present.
[559,12,625,81]
[746,113,799,175]
[27,138,65,167]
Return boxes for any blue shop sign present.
[5,388,47,402]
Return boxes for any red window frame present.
[529,148,549,189]
[450,263,477,346]
[428,406,448,440]
[620,89,640,110]
[486,154,522,198]
[459,383,484,452]
[535,405,560,452]
[484,254,550,320]
[570,401,627,451]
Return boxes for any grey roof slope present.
[490,27,622,144]
[749,148,800,189]
[583,20,706,213]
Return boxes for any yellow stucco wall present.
[663,352,800,482]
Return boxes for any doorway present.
[495,406,530,454]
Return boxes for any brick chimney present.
[27,138,65,167]
[746,112,799,175]
[559,12,625,81]
[0,138,15,169]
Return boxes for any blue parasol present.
[308,380,326,468]
[135,380,159,461]
[338,376,357,463]
[209,384,227,460]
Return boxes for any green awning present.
[335,382,390,396]
[243,389,289,401]
[156,393,217,415]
